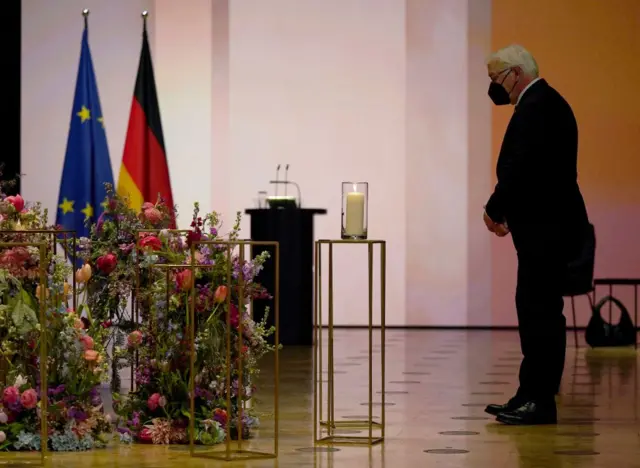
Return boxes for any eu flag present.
[56,25,114,251]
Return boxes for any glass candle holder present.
[341,182,368,240]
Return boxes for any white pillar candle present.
[345,190,365,236]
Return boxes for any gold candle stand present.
[313,239,386,446]
[0,242,50,465]
[153,238,280,461]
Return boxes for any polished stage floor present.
[3,329,640,467]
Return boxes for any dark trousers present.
[514,249,566,403]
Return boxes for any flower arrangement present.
[0,177,278,449]
[0,187,112,451]
[111,203,277,445]
[75,185,174,392]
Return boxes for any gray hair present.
[486,44,539,78]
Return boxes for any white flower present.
[13,375,27,388]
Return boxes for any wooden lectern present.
[245,208,326,346]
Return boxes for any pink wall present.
[405,0,492,326]
[24,0,635,327]
[490,0,640,326]
[21,0,494,327]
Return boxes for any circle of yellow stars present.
[58,105,108,220]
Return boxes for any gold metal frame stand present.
[0,242,50,465]
[313,239,386,446]
[186,240,280,462]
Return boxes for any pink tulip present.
[176,269,194,291]
[214,285,228,303]
[5,194,24,212]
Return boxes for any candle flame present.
[353,183,357,192]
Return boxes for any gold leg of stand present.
[328,242,335,433]
[313,242,318,443]
[367,243,373,443]
[314,240,385,447]
[380,242,386,438]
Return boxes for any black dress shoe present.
[496,401,557,425]
[484,397,523,416]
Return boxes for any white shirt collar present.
[516,77,541,105]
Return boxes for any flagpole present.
[142,10,149,31]
[82,8,89,28]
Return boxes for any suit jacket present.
[485,79,589,259]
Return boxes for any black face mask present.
[488,69,517,106]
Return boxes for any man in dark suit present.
[482,44,589,425]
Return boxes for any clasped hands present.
[483,210,510,237]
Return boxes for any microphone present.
[275,164,281,196]
[284,164,290,196]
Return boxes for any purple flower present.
[199,246,214,265]
[119,243,135,254]
[242,262,254,282]
[96,212,106,232]
[195,387,213,401]
[8,401,23,413]
[47,384,65,397]
[68,407,88,421]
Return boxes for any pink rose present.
[0,431,5,443]
[5,194,25,212]
[96,253,117,274]
[0,411,8,424]
[143,207,162,224]
[141,202,155,211]
[79,334,94,350]
[20,388,38,409]
[2,386,19,405]
[127,330,143,348]
[147,393,161,411]
[139,235,162,251]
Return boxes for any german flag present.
[117,18,175,227]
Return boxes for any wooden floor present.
[3,330,640,467]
